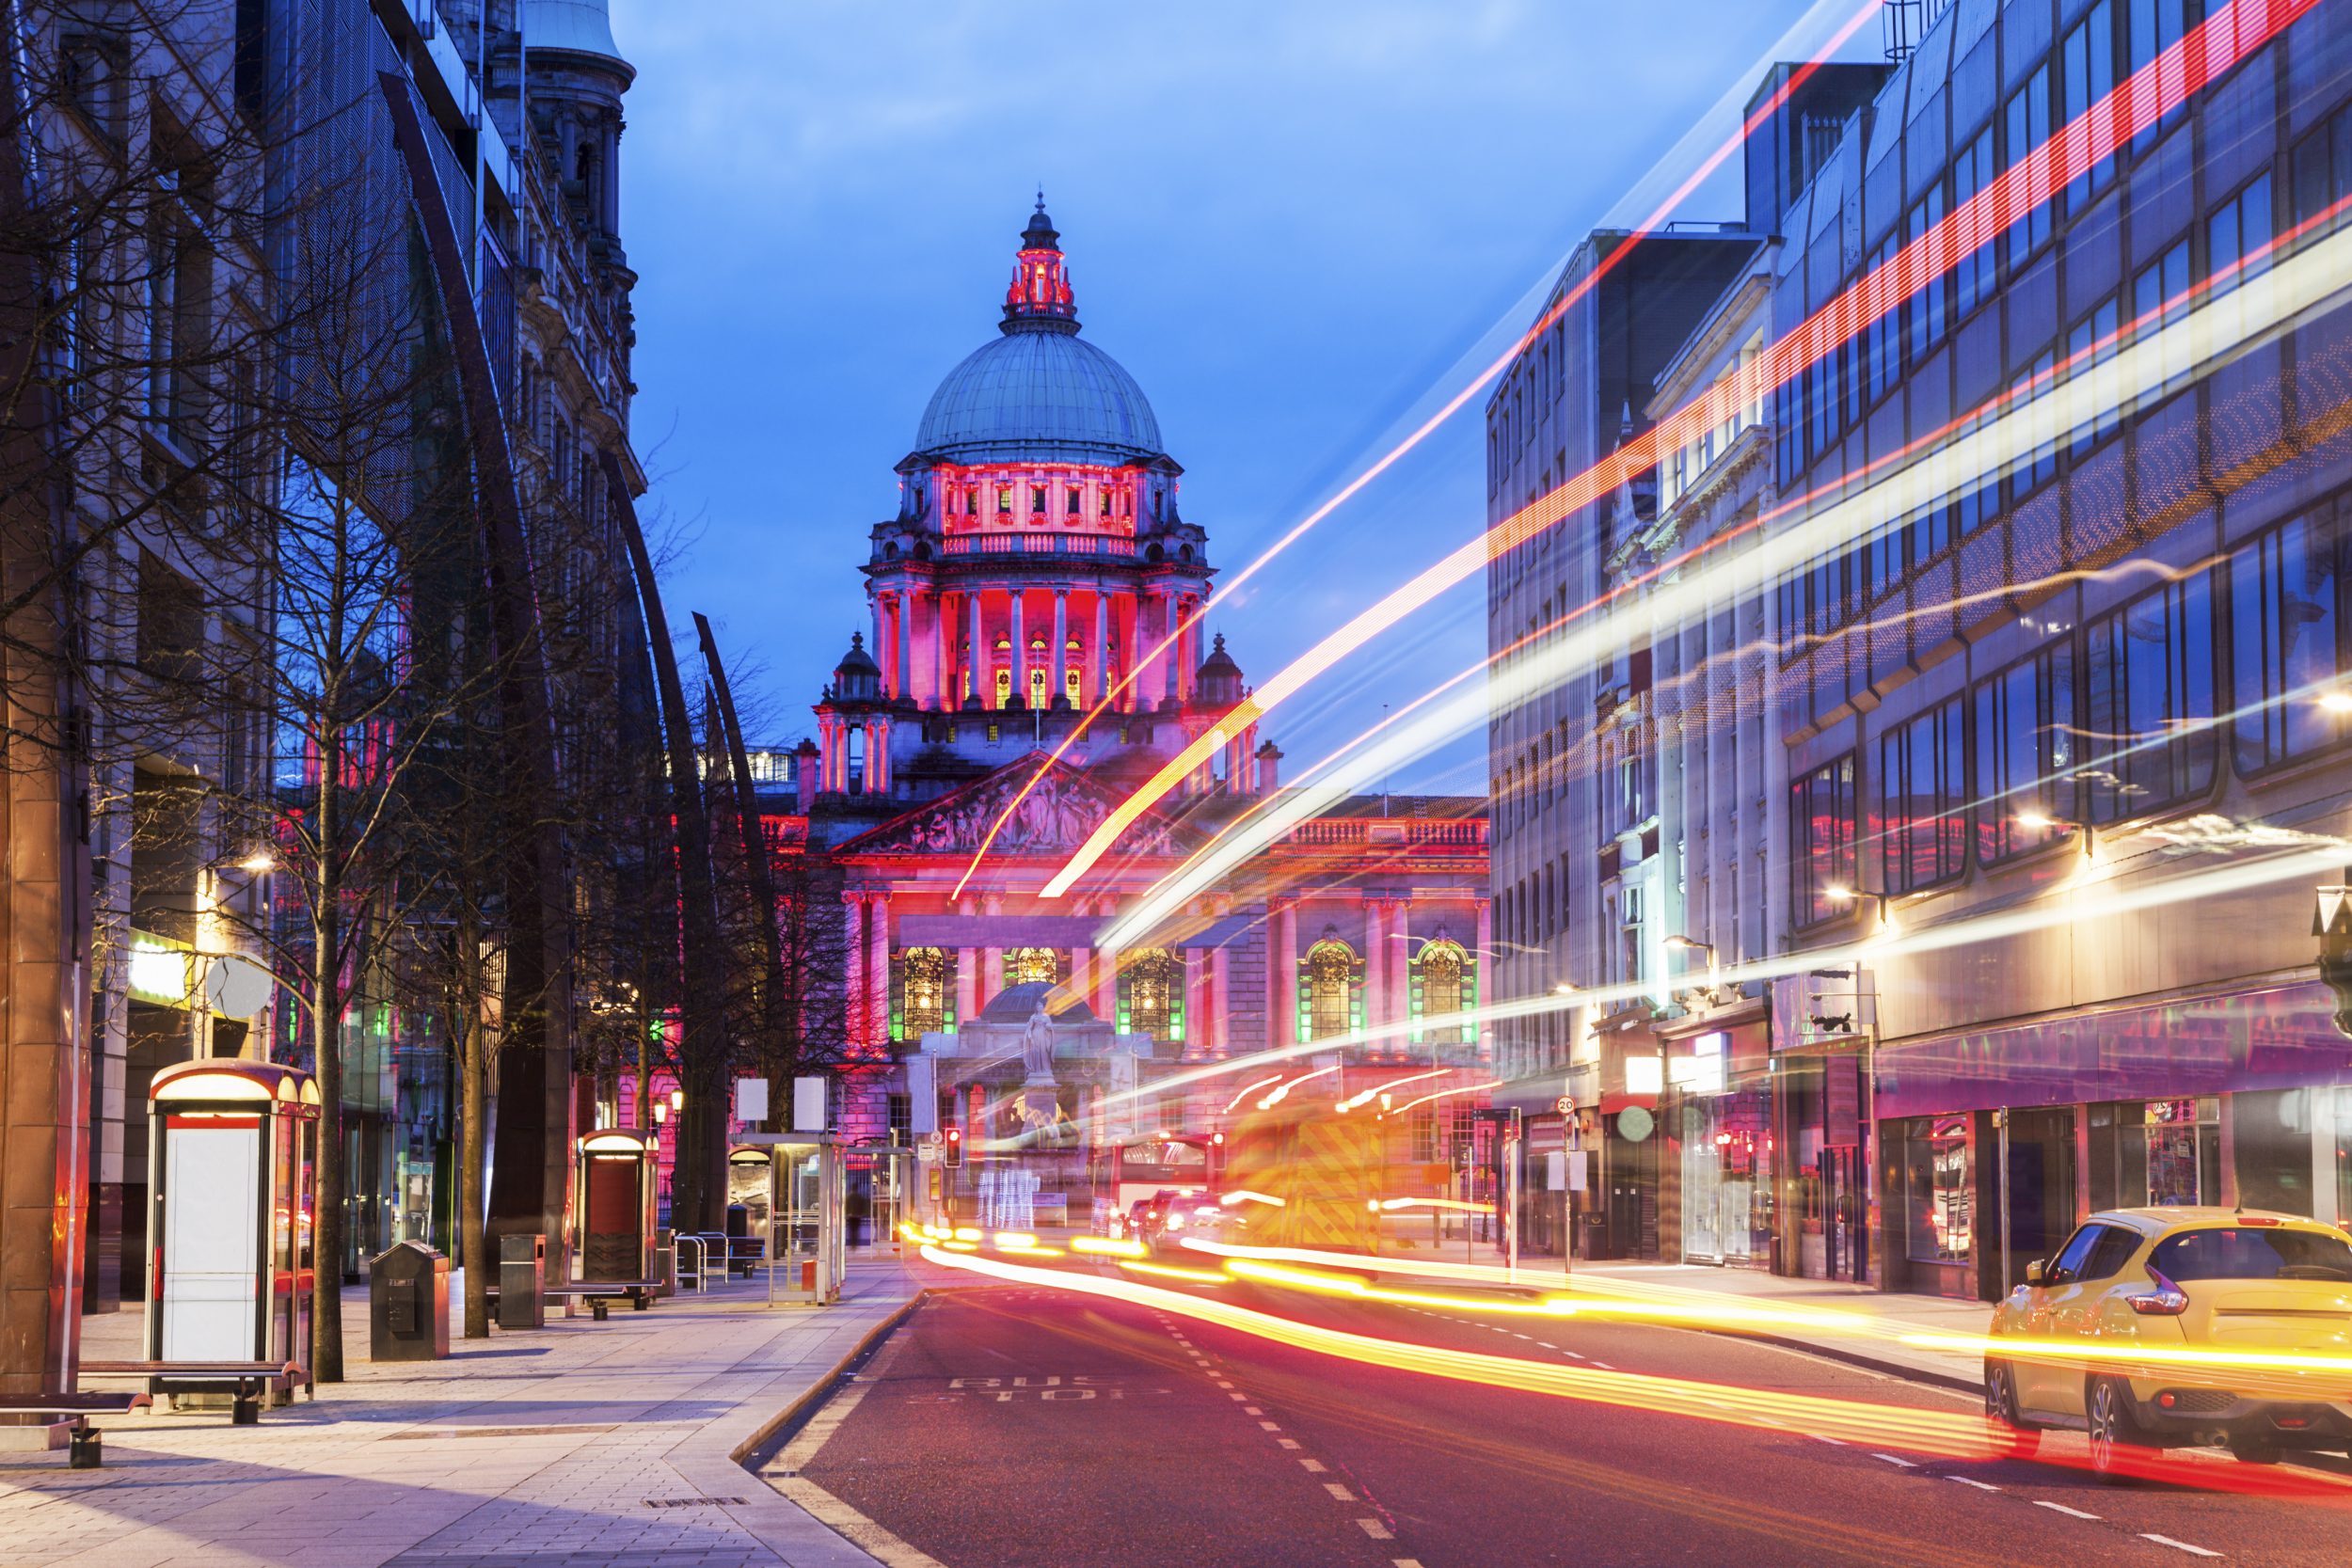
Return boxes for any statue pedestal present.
[1016,1085,1058,1129]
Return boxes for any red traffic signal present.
[945,1126,964,1167]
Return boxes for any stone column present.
[966,590,984,706]
[1160,592,1182,707]
[895,592,914,703]
[1051,590,1070,707]
[1209,943,1231,1056]
[981,895,1004,1000]
[843,893,866,1050]
[1009,590,1027,707]
[1364,896,1389,1035]
[954,945,978,1031]
[1272,899,1298,1052]
[867,893,892,1054]
[1091,592,1110,709]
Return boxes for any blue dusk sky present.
[618,1,1876,787]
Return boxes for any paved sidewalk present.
[0,1254,936,1568]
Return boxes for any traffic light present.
[945,1126,963,1167]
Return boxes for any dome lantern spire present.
[1003,192,1079,335]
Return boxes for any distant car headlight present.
[1167,1214,1184,1230]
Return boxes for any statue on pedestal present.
[1021,1001,1057,1085]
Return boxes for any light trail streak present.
[1099,205,2352,955]
[1117,1259,1232,1285]
[918,1244,2352,1497]
[1044,0,2321,905]
[1218,1189,1287,1209]
[1071,1235,1147,1258]
[1383,1080,1500,1118]
[1220,1073,1285,1113]
[1372,1197,1492,1214]
[1257,1063,1342,1110]
[941,0,1889,904]
[1336,1067,1453,1113]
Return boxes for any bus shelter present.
[574,1130,659,1300]
[733,1135,844,1305]
[144,1060,319,1407]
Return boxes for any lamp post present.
[1663,934,1718,1001]
[2314,884,2352,1038]
[1822,882,1890,923]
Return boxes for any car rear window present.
[2149,1227,2352,1283]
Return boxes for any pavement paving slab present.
[0,1254,933,1568]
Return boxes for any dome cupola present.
[832,632,882,702]
[1195,633,1244,709]
[911,199,1167,467]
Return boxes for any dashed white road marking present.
[2140,1535,2220,1559]
[1299,1458,1327,1473]
[1228,1392,1248,1402]
[1324,1482,1357,1500]
[1393,1560,1425,1568]
[2034,1501,2101,1521]
[1259,1420,1282,1431]
[1277,1437,1302,1449]
[1947,1476,2001,1492]
[1590,1360,1615,1370]
[1357,1518,1394,1540]
[1244,1406,1263,1416]
[1870,1453,1917,1468]
[1808,1435,1847,1447]
[1535,1342,1558,1350]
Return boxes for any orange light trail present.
[1220,1073,1285,1113]
[1101,187,2352,951]
[917,1245,2352,1498]
[1041,0,2320,902]
[947,0,1889,904]
[1257,1063,1342,1110]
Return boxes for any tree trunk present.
[458,913,489,1338]
[310,845,344,1383]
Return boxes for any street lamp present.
[1822,882,1888,921]
[2015,809,2095,853]
[1662,935,1715,959]
[2318,689,2352,714]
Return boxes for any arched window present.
[1300,937,1359,1042]
[1029,637,1050,708]
[898,947,951,1039]
[1005,947,1060,987]
[1410,937,1473,1043]
[1119,948,1184,1042]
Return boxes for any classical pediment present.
[837,754,1189,860]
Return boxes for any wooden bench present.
[80,1360,306,1426]
[0,1393,151,1468]
[488,1282,660,1321]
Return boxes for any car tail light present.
[2126,1265,2190,1315]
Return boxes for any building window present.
[2065,296,2122,456]
[2002,64,2053,274]
[1877,696,1966,895]
[1029,484,1047,518]
[2080,562,2217,824]
[1299,937,1359,1043]
[1953,127,1997,319]
[897,947,951,1039]
[2231,509,2347,774]
[1901,1116,1974,1265]
[1005,947,1059,987]
[1409,938,1473,1044]
[2126,0,2188,159]
[1973,641,2077,863]
[887,1094,913,1142]
[2205,171,2275,344]
[1065,485,1083,520]
[1789,754,1856,927]
[1119,948,1184,1042]
[2061,0,2117,213]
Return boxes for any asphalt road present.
[771,1270,2352,1567]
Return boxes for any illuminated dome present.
[912,200,1166,467]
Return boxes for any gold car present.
[1983,1207,2352,1476]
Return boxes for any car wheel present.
[2087,1377,2146,1483]
[1982,1361,2040,1460]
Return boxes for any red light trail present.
[946,0,1889,903]
[1041,0,2323,902]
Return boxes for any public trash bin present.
[497,1233,545,1330]
[653,1228,675,1297]
[370,1241,449,1361]
[724,1202,750,1276]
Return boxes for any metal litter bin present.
[370,1241,449,1361]
[497,1232,545,1330]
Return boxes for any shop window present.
[1298,937,1360,1043]
[1118,948,1184,1043]
[2080,562,2217,824]
[1972,641,2077,863]
[1788,754,1856,927]
[1005,947,1060,987]
[2143,1097,2220,1206]
[1877,696,1966,895]
[1901,1116,1973,1265]
[2230,509,2347,775]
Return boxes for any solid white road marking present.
[2034,1501,2101,1521]
[1947,1477,2001,1492]
[1357,1519,1394,1540]
[2140,1535,2221,1559]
